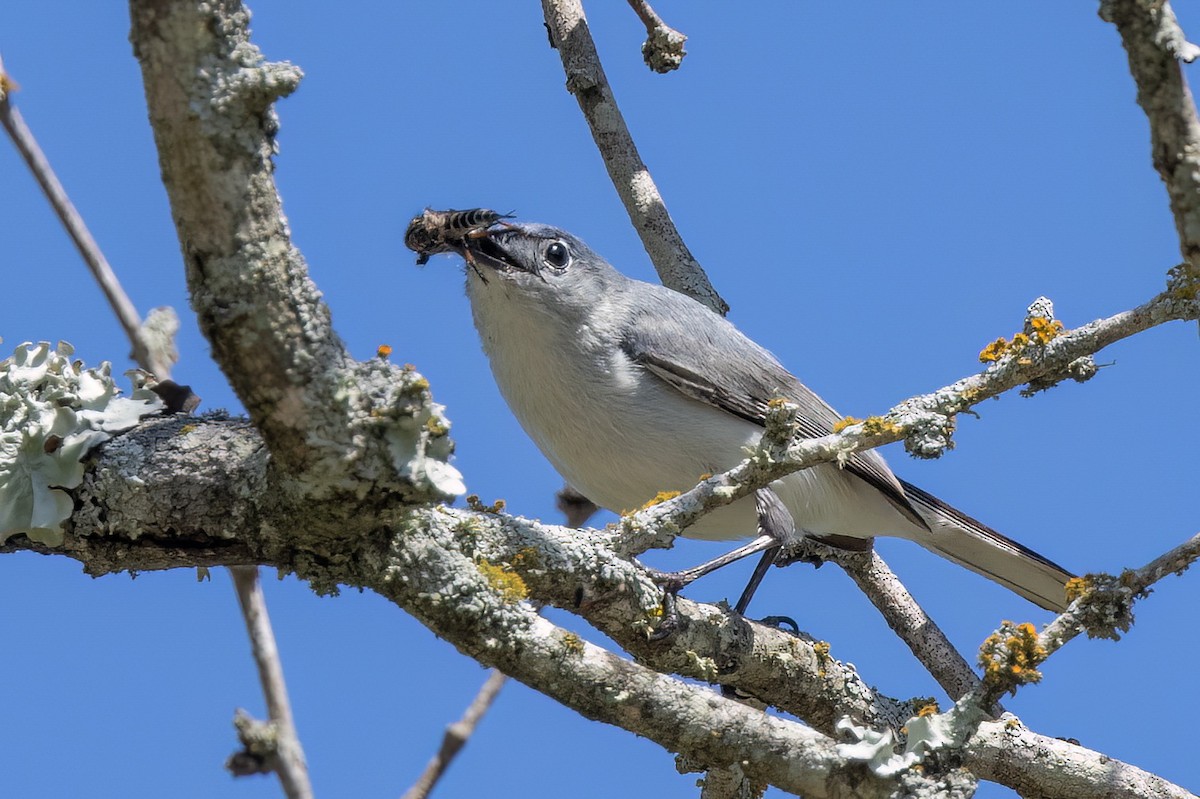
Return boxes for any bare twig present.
[401,669,508,799]
[0,56,168,378]
[625,0,688,73]
[540,0,727,314]
[229,566,313,799]
[625,0,665,31]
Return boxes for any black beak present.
[460,229,538,277]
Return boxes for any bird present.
[429,215,1073,613]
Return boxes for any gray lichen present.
[0,341,163,544]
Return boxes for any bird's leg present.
[733,487,796,615]
[733,545,780,616]
[647,534,779,593]
[648,488,796,638]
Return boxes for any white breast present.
[467,274,921,543]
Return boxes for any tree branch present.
[965,719,1196,799]
[833,548,988,705]
[1,411,1190,797]
[1101,0,1200,265]
[620,288,1199,556]
[540,0,727,314]
[0,57,167,377]
[624,0,688,74]
[1043,531,1200,652]
[229,566,313,799]
[126,0,460,501]
[401,669,508,799]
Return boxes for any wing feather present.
[621,290,927,530]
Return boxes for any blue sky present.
[1,3,1197,798]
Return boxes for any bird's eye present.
[543,241,570,270]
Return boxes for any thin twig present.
[540,0,726,314]
[401,669,508,799]
[625,0,688,73]
[0,56,167,377]
[626,0,665,30]
[968,532,1200,708]
[230,566,314,799]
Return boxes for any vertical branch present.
[230,566,313,799]
[126,0,334,475]
[1102,0,1200,264]
[541,0,728,315]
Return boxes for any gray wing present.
[619,286,927,530]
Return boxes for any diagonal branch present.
[833,548,989,705]
[400,669,508,799]
[541,0,727,314]
[968,532,1200,708]
[0,57,167,377]
[620,287,1200,556]
[1041,532,1200,657]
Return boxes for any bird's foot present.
[645,568,690,641]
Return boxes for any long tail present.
[899,480,1073,612]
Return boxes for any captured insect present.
[404,208,513,265]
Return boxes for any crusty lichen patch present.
[0,341,163,544]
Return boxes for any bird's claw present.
[646,567,688,595]
[648,591,682,640]
[645,569,688,640]
[757,614,800,633]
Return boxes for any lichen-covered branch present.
[540,0,727,314]
[620,288,1200,556]
[965,720,1195,799]
[21,416,909,740]
[1101,0,1200,264]
[126,0,461,500]
[0,412,1190,798]
[1051,546,1175,646]
[624,0,688,73]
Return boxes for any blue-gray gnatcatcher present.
[427,216,1072,612]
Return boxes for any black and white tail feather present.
[900,480,1071,611]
